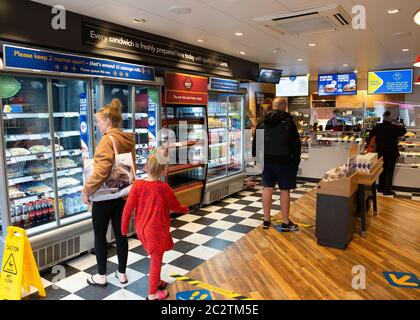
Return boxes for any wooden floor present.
[167,191,420,300]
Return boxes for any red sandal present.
[147,290,169,300]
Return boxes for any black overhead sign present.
[82,23,230,71]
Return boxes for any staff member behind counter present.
[366,111,406,196]
[325,109,345,131]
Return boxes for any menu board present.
[276,75,309,97]
[165,72,208,105]
[368,69,413,94]
[288,96,310,109]
[318,73,357,96]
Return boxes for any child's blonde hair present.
[145,147,168,178]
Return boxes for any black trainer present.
[382,191,396,196]
[263,220,271,229]
[280,220,299,232]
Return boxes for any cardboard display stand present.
[315,145,359,249]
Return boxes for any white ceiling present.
[32,0,420,78]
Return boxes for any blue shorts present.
[262,162,298,190]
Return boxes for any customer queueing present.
[366,111,406,195]
[121,148,189,300]
[252,97,301,231]
[82,99,135,287]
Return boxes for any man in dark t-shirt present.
[366,111,406,195]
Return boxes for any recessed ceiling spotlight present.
[343,64,349,67]
[168,6,191,15]
[402,48,410,52]
[235,32,244,36]
[308,43,316,47]
[297,58,304,62]
[133,18,147,24]
[272,48,281,53]
[414,9,420,25]
[197,38,207,43]
[239,51,246,55]
[388,9,399,14]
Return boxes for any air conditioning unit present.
[254,5,352,36]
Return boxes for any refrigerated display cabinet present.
[160,103,208,208]
[202,91,245,205]
[0,74,94,269]
[0,73,162,270]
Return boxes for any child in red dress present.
[121,149,189,300]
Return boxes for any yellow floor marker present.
[189,291,200,300]
[260,217,314,228]
[171,273,252,300]
[0,227,46,300]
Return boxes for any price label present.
[19,155,37,162]
[16,134,29,140]
[65,112,79,118]
[7,158,17,165]
[13,176,33,184]
[29,134,42,140]
[65,131,78,137]
[14,196,38,205]
[40,173,52,180]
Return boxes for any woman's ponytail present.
[97,98,123,127]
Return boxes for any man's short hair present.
[383,111,392,122]
[273,97,287,110]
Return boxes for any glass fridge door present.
[134,86,159,178]
[51,78,91,225]
[1,74,57,235]
[102,82,133,135]
[161,103,207,195]
[227,94,243,176]
[207,93,228,181]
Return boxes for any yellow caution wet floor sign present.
[0,227,46,300]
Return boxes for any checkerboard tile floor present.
[23,179,316,300]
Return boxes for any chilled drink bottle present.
[22,204,29,229]
[42,199,49,223]
[10,204,16,227]
[48,198,55,222]
[35,200,42,226]
[15,204,22,228]
[28,201,35,228]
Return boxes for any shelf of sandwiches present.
[397,130,420,168]
[6,146,82,164]
[317,164,358,197]
[2,112,80,120]
[299,130,363,146]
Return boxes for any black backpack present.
[263,117,291,157]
